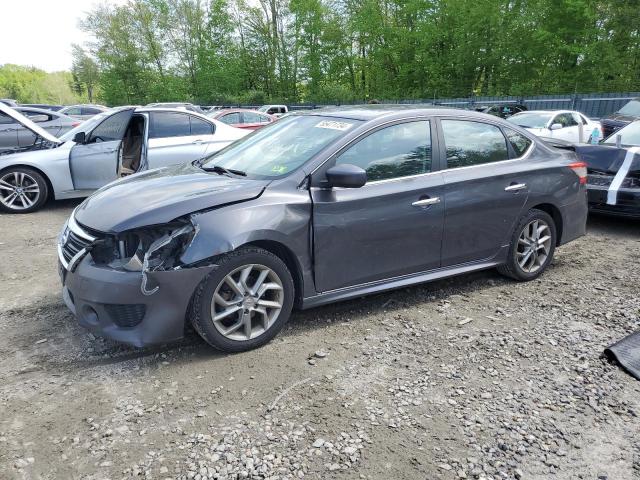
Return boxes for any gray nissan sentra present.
[58,106,588,352]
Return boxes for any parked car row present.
[0,103,248,212]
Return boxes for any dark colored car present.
[475,104,527,118]
[58,107,588,352]
[600,98,640,139]
[208,108,276,130]
[544,121,640,217]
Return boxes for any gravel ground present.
[1,201,639,480]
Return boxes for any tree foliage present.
[12,0,640,105]
[0,64,85,104]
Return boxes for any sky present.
[0,0,121,72]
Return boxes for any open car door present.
[69,108,135,190]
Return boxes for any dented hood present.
[0,102,62,144]
[74,162,269,233]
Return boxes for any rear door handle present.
[412,197,441,207]
[505,183,527,192]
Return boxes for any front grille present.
[62,230,92,264]
[103,304,146,328]
[587,173,614,187]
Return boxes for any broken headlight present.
[90,219,197,274]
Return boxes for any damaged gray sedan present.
[59,107,588,352]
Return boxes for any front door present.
[438,119,533,266]
[69,109,134,190]
[311,120,445,293]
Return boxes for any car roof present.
[515,110,577,115]
[215,108,268,114]
[290,104,480,121]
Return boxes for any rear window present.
[618,100,640,116]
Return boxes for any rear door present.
[438,119,534,266]
[311,119,445,292]
[69,109,134,190]
[146,112,213,168]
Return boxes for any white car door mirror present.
[550,123,563,131]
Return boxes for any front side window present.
[204,115,362,178]
[244,112,268,124]
[553,113,578,128]
[335,121,432,182]
[505,128,533,157]
[149,112,191,138]
[88,110,131,143]
[0,112,14,125]
[63,107,82,115]
[81,107,101,115]
[189,116,214,135]
[442,120,508,168]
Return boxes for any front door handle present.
[505,183,527,192]
[412,197,441,207]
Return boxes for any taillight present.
[71,122,81,127]
[569,162,588,184]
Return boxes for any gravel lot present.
[1,201,639,480]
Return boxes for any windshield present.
[508,112,552,129]
[618,100,640,116]
[603,121,640,146]
[59,111,112,142]
[203,115,362,178]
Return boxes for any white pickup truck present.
[257,105,289,117]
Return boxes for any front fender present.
[180,187,313,294]
[0,143,74,197]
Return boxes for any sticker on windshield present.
[315,120,353,131]
[271,165,288,174]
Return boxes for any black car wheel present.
[189,246,295,352]
[498,209,557,281]
[0,167,49,213]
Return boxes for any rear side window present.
[20,110,52,123]
[81,107,102,115]
[149,112,191,138]
[189,116,214,135]
[220,113,241,125]
[0,112,14,124]
[336,120,432,182]
[505,128,533,157]
[64,107,82,115]
[441,120,508,168]
[244,112,269,123]
[88,110,131,143]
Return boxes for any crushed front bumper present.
[59,256,214,347]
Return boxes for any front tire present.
[498,209,557,281]
[0,167,49,213]
[189,246,295,352]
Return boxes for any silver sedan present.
[0,104,249,213]
[0,107,79,154]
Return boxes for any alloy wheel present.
[0,171,41,211]
[210,264,284,341]
[516,219,552,273]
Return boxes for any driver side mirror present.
[326,164,367,188]
[73,131,86,144]
[550,123,563,131]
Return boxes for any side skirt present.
[301,252,507,310]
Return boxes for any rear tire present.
[498,209,557,281]
[189,246,295,352]
[0,167,49,213]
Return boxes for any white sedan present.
[508,110,602,143]
[0,104,249,213]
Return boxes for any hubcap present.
[0,171,40,210]
[516,219,552,273]
[211,264,284,341]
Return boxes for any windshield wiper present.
[200,164,247,177]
